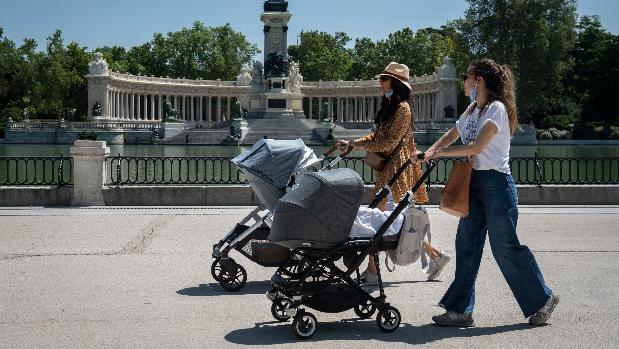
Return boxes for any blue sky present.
[1,0,617,53]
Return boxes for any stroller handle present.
[322,145,339,158]
[322,144,353,158]
[320,144,354,171]
[387,152,426,187]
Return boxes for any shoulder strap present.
[383,124,412,167]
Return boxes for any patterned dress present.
[355,101,429,211]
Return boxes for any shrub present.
[541,115,576,131]
[548,127,571,139]
[537,130,553,140]
[77,131,97,140]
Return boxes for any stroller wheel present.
[376,306,401,332]
[354,299,377,319]
[292,311,317,340]
[271,298,293,322]
[210,258,222,282]
[219,262,247,292]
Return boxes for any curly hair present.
[374,77,411,129]
[466,58,519,136]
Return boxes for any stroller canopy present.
[269,168,365,249]
[232,139,320,210]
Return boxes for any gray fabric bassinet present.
[268,168,364,249]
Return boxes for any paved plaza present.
[0,206,617,348]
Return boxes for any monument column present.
[129,93,134,120]
[86,52,111,119]
[158,94,163,120]
[217,96,222,122]
[190,96,195,121]
[207,96,212,122]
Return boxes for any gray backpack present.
[385,205,431,271]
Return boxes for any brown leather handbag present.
[364,151,388,172]
[439,159,473,217]
[364,126,410,172]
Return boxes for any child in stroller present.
[266,157,436,339]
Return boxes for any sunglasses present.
[379,75,390,82]
[461,73,469,81]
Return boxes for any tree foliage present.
[289,28,455,82]
[452,0,578,122]
[0,22,258,130]
[288,31,352,81]
[567,16,619,123]
[97,22,259,80]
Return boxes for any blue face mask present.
[469,87,477,103]
[385,89,394,98]
[469,82,478,103]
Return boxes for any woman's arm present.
[427,127,460,152]
[428,122,498,159]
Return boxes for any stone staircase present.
[157,118,374,145]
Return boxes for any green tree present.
[348,37,383,80]
[379,27,456,77]
[35,30,90,120]
[453,0,578,122]
[98,22,259,80]
[567,16,619,123]
[288,31,352,81]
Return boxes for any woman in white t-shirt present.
[417,58,559,327]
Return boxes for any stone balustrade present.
[8,120,162,130]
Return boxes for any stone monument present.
[246,0,304,119]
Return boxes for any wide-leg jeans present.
[439,169,552,317]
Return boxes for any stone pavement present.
[0,206,618,348]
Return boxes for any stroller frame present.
[268,158,436,339]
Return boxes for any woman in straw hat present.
[338,62,451,284]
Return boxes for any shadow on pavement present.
[224,320,532,345]
[177,278,430,297]
[177,280,272,296]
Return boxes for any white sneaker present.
[529,293,560,326]
[358,270,379,286]
[427,251,451,281]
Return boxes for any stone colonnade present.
[300,75,450,124]
[87,58,458,126]
[88,72,250,125]
[106,89,241,123]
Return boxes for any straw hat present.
[376,62,412,90]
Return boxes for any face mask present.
[385,89,393,98]
[469,81,478,103]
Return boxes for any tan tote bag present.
[439,159,473,217]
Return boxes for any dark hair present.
[374,77,411,128]
[466,58,519,135]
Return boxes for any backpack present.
[385,204,431,270]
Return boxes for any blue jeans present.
[439,169,552,317]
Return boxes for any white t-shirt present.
[455,101,511,174]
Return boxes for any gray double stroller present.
[211,139,348,291]
[266,156,435,339]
